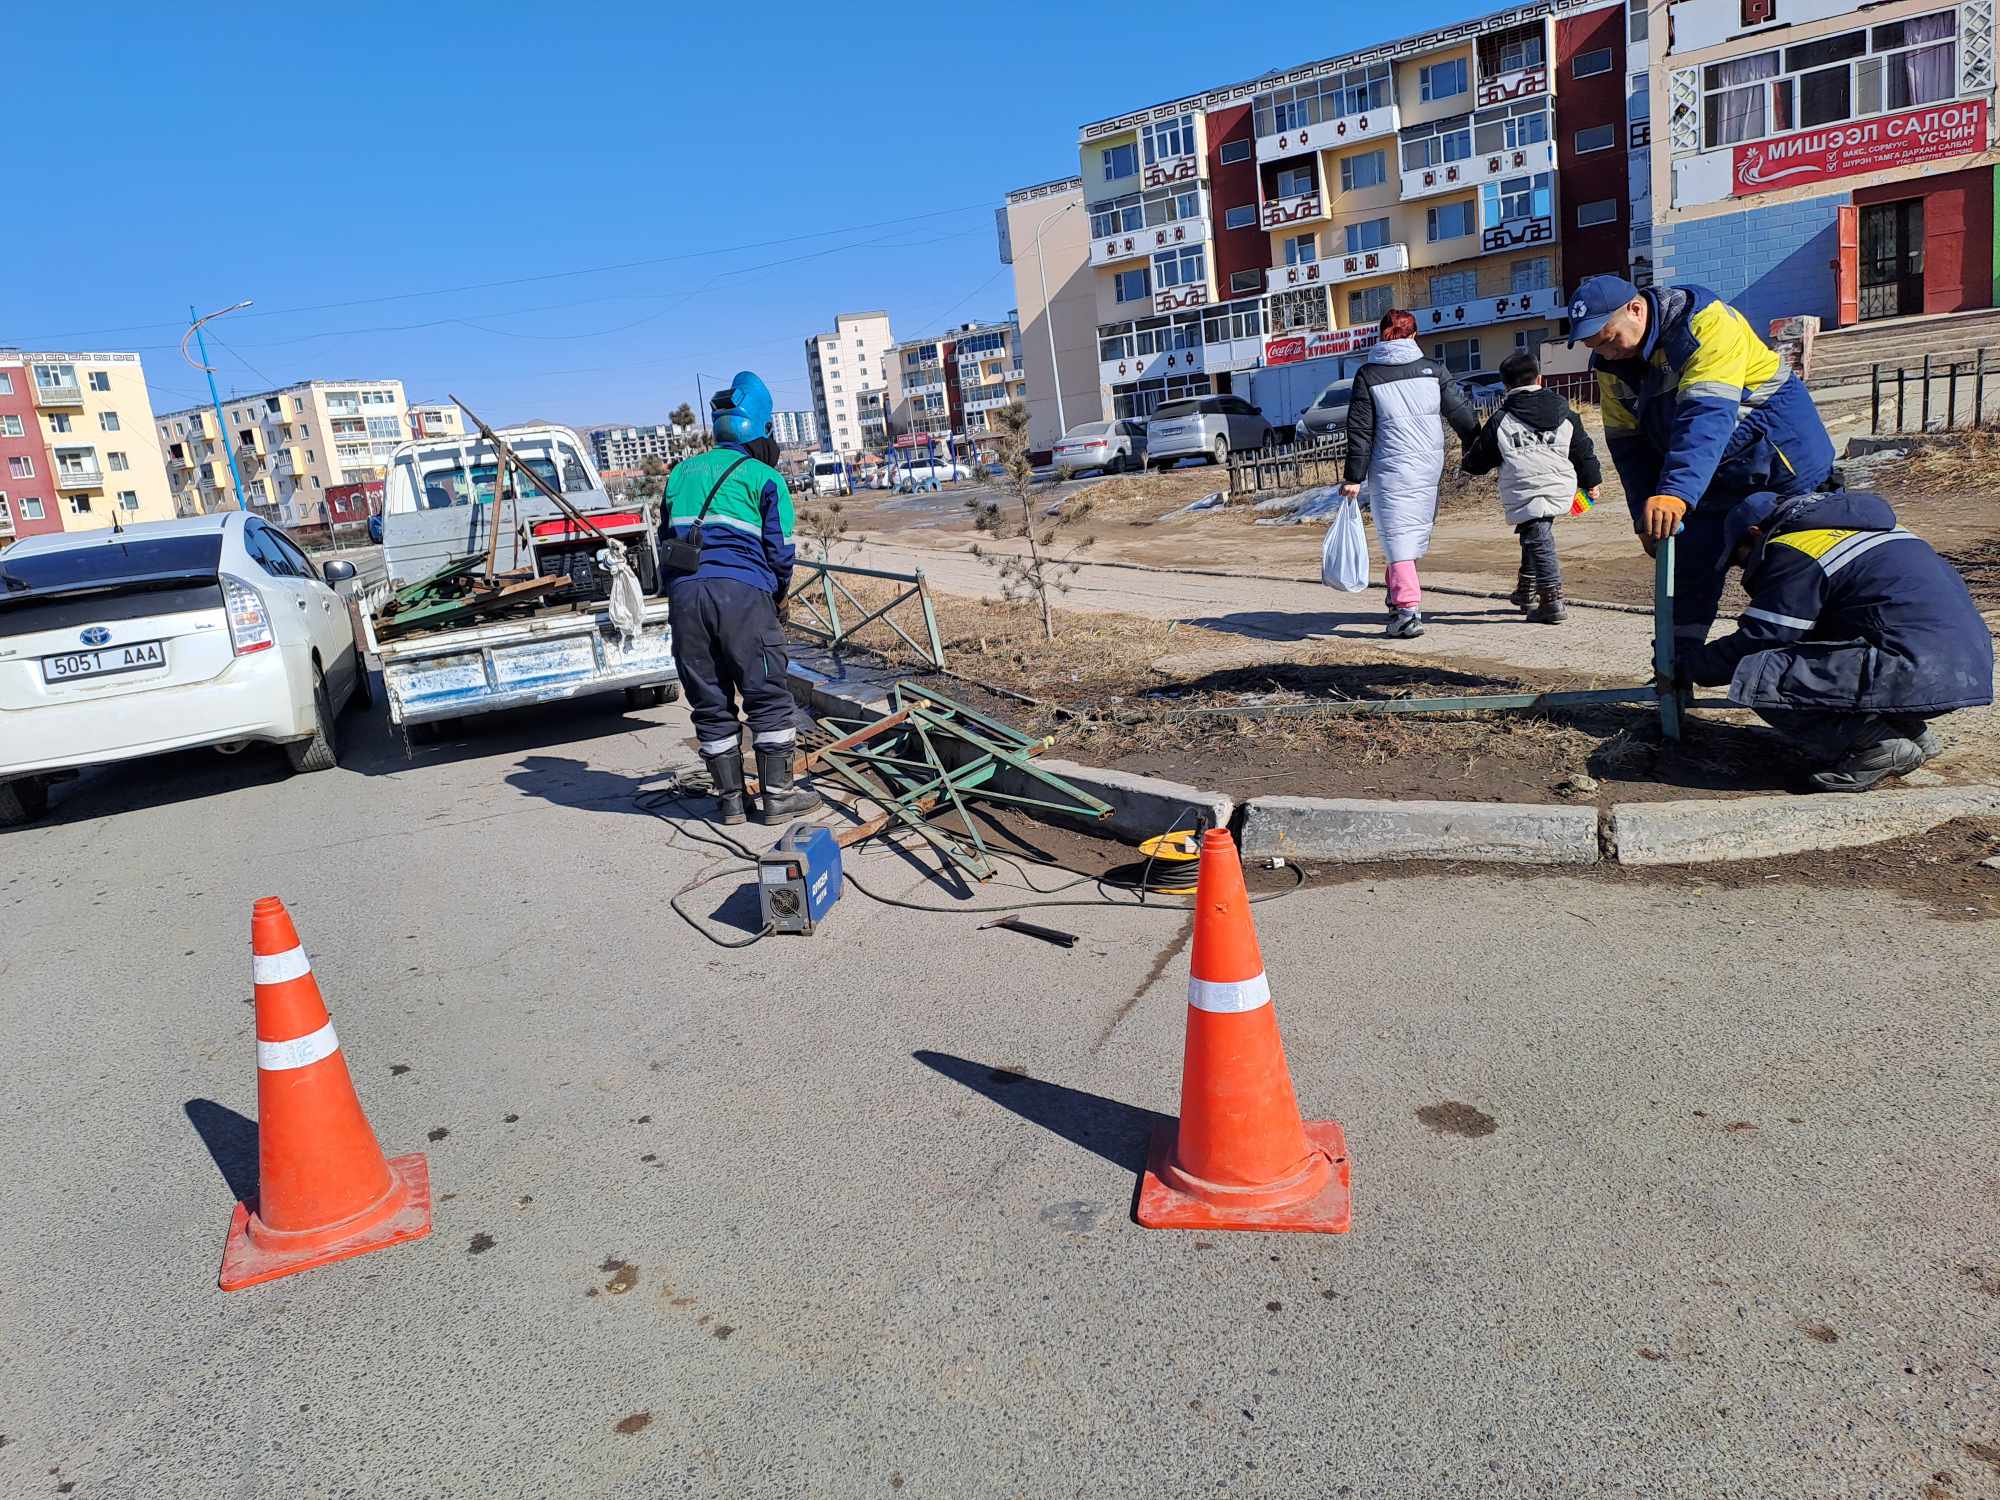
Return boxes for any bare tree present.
[797,497,856,563]
[966,401,1095,642]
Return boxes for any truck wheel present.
[0,776,51,828]
[286,667,339,774]
[624,685,667,711]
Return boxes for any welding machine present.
[757,823,843,935]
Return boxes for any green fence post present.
[1653,533,1683,743]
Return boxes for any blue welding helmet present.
[711,371,773,444]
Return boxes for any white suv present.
[0,512,370,825]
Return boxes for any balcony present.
[1480,213,1555,255]
[1099,341,1206,388]
[1255,104,1398,165]
[1475,61,1551,109]
[1272,242,1409,292]
[1408,286,1564,338]
[1088,202,1213,268]
[1260,189,1327,232]
[1401,139,1556,201]
[33,380,84,408]
[54,462,105,491]
[1141,150,1200,191]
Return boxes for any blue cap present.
[1565,274,1642,345]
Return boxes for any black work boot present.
[702,750,748,826]
[756,746,817,825]
[1526,587,1568,624]
[1508,566,1533,611]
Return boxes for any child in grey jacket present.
[1460,350,1603,624]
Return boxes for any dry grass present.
[1064,465,1230,523]
[1899,430,2000,496]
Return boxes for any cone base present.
[1136,1121,1351,1233]
[219,1152,432,1291]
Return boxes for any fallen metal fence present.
[1870,350,2000,434]
[784,559,945,670]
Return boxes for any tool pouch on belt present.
[663,455,751,577]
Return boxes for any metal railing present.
[783,560,944,670]
[1226,436,1347,496]
[33,381,83,407]
[1869,351,2000,434]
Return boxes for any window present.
[1575,123,1617,153]
[1421,58,1468,102]
[1700,12,1957,148]
[88,371,110,392]
[108,452,129,471]
[0,372,10,395]
[1251,62,1392,138]
[1482,171,1553,226]
[1219,139,1251,164]
[1142,113,1195,165]
[10,457,33,480]
[1340,149,1387,192]
[99,410,121,432]
[21,496,44,519]
[1429,270,1479,305]
[1630,70,1651,123]
[1274,163,1316,199]
[1154,244,1206,288]
[1203,301,1264,342]
[1231,268,1264,295]
[1428,201,1475,241]
[1433,338,1482,373]
[1577,198,1619,226]
[1495,32,1545,72]
[1346,217,1392,252]
[1512,256,1553,292]
[1114,268,1152,303]
[1515,328,1550,355]
[1349,284,1395,324]
[1629,0,1649,44]
[1284,232,1318,266]
[1573,47,1614,79]
[68,495,92,515]
[1101,142,1139,180]
[1224,203,1258,230]
[0,414,21,438]
[118,491,140,512]
[1401,116,1473,171]
[0,494,8,523]
[49,413,72,434]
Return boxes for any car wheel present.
[286,666,339,774]
[1107,452,1127,475]
[0,776,51,828]
[1211,435,1230,465]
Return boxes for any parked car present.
[892,459,972,491]
[1295,380,1353,445]
[1052,419,1148,479]
[1459,371,1507,411]
[0,512,372,825]
[1146,395,1272,469]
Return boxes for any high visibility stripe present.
[1746,366,1790,405]
[1683,379,1743,403]
[698,735,740,755]
[752,728,797,747]
[1771,527,1858,561]
[252,946,311,985]
[1744,606,1815,630]
[258,1020,339,1072]
[1822,528,1914,576]
[1189,972,1271,1014]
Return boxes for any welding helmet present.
[711,371,773,444]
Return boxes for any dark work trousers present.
[1515,517,1561,593]
[1754,707,1933,766]
[667,576,798,756]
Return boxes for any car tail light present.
[221,574,275,655]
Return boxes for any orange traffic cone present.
[1137,829,1351,1233]
[219,897,431,1290]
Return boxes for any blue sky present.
[7,0,1475,429]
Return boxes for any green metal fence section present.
[785,560,945,670]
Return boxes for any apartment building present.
[771,408,820,449]
[407,401,464,439]
[999,177,1101,453]
[889,334,958,441]
[590,424,705,472]
[156,379,408,524]
[0,353,174,536]
[952,317,1030,437]
[1646,0,1999,330]
[804,311,894,456]
[856,388,892,450]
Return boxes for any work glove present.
[1641,494,1688,542]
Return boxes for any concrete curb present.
[1240,795,1600,865]
[1608,785,2000,866]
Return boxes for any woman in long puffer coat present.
[1340,309,1480,638]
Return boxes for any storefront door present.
[1859,200,1925,321]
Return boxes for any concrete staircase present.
[1808,306,2000,401]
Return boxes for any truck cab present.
[809,453,851,498]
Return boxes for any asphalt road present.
[1,687,1996,1499]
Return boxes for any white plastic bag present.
[1321,493,1370,593]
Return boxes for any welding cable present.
[838,858,1304,919]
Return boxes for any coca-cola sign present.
[1262,326,1381,366]
[1732,101,1987,195]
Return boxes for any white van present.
[810,454,851,497]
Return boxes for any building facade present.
[1648,0,2000,332]
[951,317,1031,437]
[406,402,464,439]
[805,311,894,456]
[589,424,705,472]
[0,353,174,536]
[155,379,408,524]
[889,334,959,441]
[999,178,1101,454]
[771,408,820,449]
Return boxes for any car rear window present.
[1,534,224,597]
[1152,401,1201,420]
[1065,422,1110,438]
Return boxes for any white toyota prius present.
[0,512,370,825]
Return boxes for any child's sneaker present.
[1526,589,1567,624]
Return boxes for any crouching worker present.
[1677,490,1993,793]
[662,370,816,825]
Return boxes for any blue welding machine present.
[757,823,843,935]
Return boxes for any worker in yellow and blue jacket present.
[1568,275,1835,647]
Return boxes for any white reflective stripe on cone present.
[257,1020,340,1072]
[1188,972,1272,1014]
[252,946,311,984]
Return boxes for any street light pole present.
[1032,201,1077,440]
[181,300,254,511]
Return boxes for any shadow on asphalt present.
[913,1050,1168,1175]
[185,1098,259,1207]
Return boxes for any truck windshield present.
[418,457,565,508]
